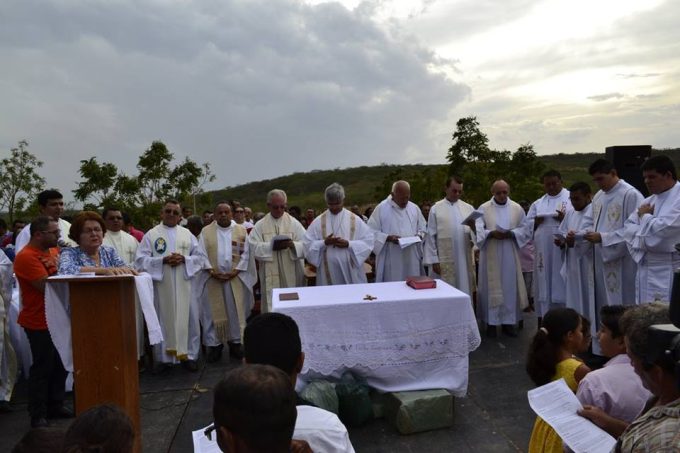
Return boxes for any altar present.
[273,279,480,396]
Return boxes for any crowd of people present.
[1,153,680,452]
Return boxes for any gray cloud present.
[0,0,469,199]
[587,93,626,102]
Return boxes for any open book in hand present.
[461,210,483,225]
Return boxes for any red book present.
[406,276,436,289]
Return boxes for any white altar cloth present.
[273,279,481,396]
[45,273,162,372]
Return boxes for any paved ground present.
[0,313,539,452]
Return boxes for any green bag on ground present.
[299,380,339,414]
[335,381,373,427]
[384,389,454,434]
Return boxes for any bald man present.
[475,180,531,337]
[367,180,426,282]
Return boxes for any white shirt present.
[294,405,355,453]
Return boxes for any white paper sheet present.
[192,424,221,453]
[527,379,616,453]
[398,236,421,249]
[461,210,483,225]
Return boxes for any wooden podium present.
[64,275,142,453]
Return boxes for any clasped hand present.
[324,234,349,248]
[163,253,185,267]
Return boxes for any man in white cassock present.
[624,155,680,304]
[368,180,426,282]
[135,200,208,371]
[102,206,146,358]
[249,190,306,313]
[476,180,531,338]
[557,182,595,336]
[0,249,17,411]
[195,202,256,362]
[584,159,643,354]
[305,183,374,286]
[424,175,476,296]
[525,170,572,320]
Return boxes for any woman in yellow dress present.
[527,308,591,452]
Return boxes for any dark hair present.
[185,215,204,231]
[541,169,562,181]
[588,159,615,175]
[526,308,581,386]
[600,305,628,339]
[164,199,180,206]
[69,211,106,243]
[30,216,56,236]
[446,175,464,187]
[0,218,6,230]
[122,212,132,225]
[37,190,63,207]
[569,181,591,195]
[288,206,302,218]
[213,365,296,452]
[203,210,214,215]
[12,427,65,453]
[102,207,122,220]
[13,219,27,228]
[641,155,677,180]
[244,313,301,376]
[61,404,135,453]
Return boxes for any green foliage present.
[445,117,546,206]
[72,141,215,228]
[0,140,46,222]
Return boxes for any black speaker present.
[605,145,652,197]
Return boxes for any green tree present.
[0,140,46,221]
[445,118,546,206]
[72,140,215,228]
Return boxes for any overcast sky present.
[1,0,678,202]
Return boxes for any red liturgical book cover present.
[406,276,436,289]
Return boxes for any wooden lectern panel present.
[68,276,141,453]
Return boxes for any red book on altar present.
[406,276,437,289]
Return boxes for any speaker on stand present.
[605,145,652,197]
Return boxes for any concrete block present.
[384,389,454,435]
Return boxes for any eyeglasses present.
[204,423,216,441]
[164,209,180,215]
[82,227,103,235]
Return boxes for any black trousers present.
[24,328,68,418]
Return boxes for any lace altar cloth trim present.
[301,324,480,374]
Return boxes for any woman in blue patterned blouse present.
[58,211,137,276]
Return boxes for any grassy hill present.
[207,148,680,212]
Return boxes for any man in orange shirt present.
[14,216,71,427]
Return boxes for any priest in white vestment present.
[195,202,256,362]
[368,180,426,282]
[101,207,145,357]
[15,190,77,253]
[135,200,208,370]
[525,170,572,318]
[557,183,595,338]
[249,190,306,313]
[623,155,680,304]
[584,159,643,354]
[476,180,531,337]
[423,175,476,296]
[304,183,374,286]
[0,249,17,409]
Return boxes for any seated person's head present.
[620,303,673,396]
[61,404,135,453]
[213,364,297,453]
[598,305,629,358]
[243,313,303,381]
[12,427,64,453]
